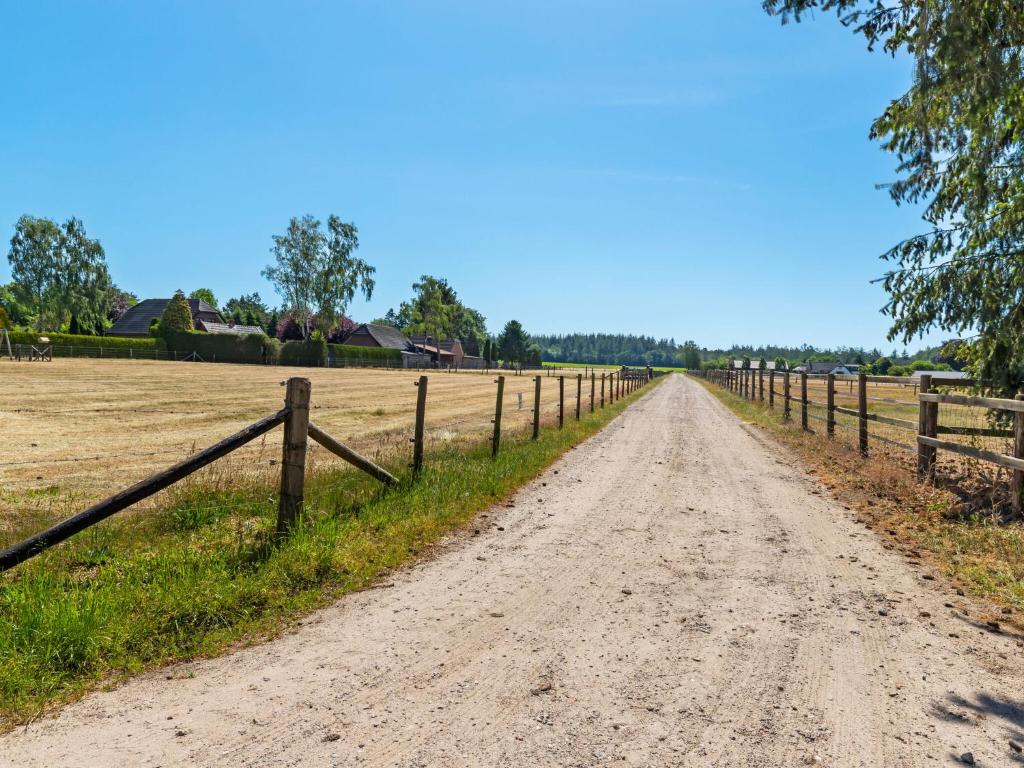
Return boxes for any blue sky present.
[0,1,938,351]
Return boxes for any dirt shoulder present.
[2,374,1022,767]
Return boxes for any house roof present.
[351,323,413,350]
[197,321,264,336]
[108,298,223,336]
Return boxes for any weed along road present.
[5,374,1024,767]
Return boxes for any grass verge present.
[0,377,660,730]
[693,376,1024,633]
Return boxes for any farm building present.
[791,362,861,375]
[344,323,485,368]
[108,298,224,337]
[731,359,782,370]
[910,369,969,381]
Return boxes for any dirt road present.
[4,374,1023,767]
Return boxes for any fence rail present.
[690,367,1024,512]
[0,368,655,573]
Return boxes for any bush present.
[162,330,279,364]
[280,336,327,367]
[327,344,402,367]
[161,291,193,333]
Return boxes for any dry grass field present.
[0,358,608,532]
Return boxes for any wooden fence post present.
[858,372,869,457]
[758,369,764,402]
[558,375,565,428]
[590,373,595,412]
[276,377,311,536]
[491,375,504,458]
[769,370,775,408]
[800,371,808,431]
[533,375,541,439]
[1013,393,1024,514]
[601,373,606,407]
[413,375,428,474]
[826,373,835,437]
[576,374,582,420]
[783,371,791,420]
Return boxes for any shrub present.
[161,291,193,333]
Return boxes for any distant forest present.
[533,334,693,367]
[535,335,956,370]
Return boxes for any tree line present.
[0,213,548,367]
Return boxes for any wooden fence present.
[0,368,654,572]
[690,367,1024,513]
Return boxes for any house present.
[409,335,460,366]
[344,324,486,368]
[107,298,223,337]
[344,323,411,352]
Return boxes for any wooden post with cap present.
[276,377,311,536]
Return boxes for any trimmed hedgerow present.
[328,344,402,366]
[280,336,327,367]
[9,331,159,360]
[162,330,280,364]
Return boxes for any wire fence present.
[0,368,654,556]
[691,367,1024,514]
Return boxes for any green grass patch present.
[0,378,660,729]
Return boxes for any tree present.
[8,216,60,331]
[161,290,193,333]
[763,0,1024,392]
[107,286,138,323]
[261,215,375,338]
[774,357,788,370]
[483,337,493,366]
[266,311,279,338]
[224,292,269,325]
[758,357,767,370]
[741,356,751,369]
[873,356,893,375]
[189,288,218,309]
[679,340,702,369]
[497,320,530,366]
[7,215,111,332]
[0,282,33,328]
[402,275,454,341]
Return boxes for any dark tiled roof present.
[350,323,413,350]
[108,298,223,337]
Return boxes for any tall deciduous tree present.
[262,215,374,338]
[763,1,1024,391]
[7,215,111,332]
[189,288,218,310]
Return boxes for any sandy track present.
[4,374,1023,767]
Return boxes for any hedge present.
[8,332,159,357]
[328,344,402,366]
[162,330,280,365]
[280,337,327,367]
